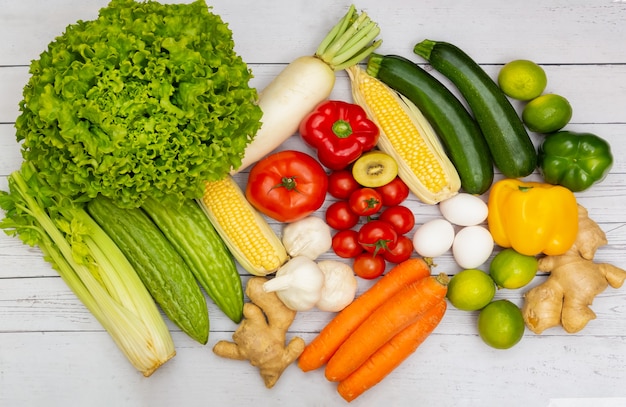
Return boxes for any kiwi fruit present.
[351,151,398,187]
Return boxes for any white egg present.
[412,218,455,258]
[452,225,494,269]
[439,193,489,226]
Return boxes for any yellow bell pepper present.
[487,179,578,256]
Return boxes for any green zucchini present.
[87,195,209,345]
[141,197,243,323]
[366,54,494,195]
[414,40,537,178]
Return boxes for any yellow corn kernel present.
[198,175,288,276]
[347,66,461,204]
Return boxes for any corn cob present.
[347,65,461,204]
[197,175,288,276]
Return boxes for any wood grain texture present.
[1,0,626,406]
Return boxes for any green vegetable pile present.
[16,0,262,208]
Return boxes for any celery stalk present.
[0,162,175,376]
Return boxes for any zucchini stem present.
[413,39,436,60]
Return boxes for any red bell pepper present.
[299,100,379,170]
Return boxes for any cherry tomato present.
[246,150,328,223]
[375,176,410,206]
[383,235,414,264]
[326,201,360,230]
[379,205,416,235]
[348,188,383,217]
[327,169,361,199]
[332,230,364,258]
[353,252,386,279]
[358,220,398,256]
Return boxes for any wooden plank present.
[1,0,625,65]
[0,330,625,406]
[2,267,626,337]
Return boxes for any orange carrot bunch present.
[297,258,449,402]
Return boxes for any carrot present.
[298,258,432,372]
[324,273,449,382]
[337,299,447,402]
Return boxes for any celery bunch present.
[0,162,175,376]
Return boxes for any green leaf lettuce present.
[16,0,262,208]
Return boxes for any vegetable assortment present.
[233,5,382,173]
[348,65,462,204]
[87,195,211,345]
[366,54,494,195]
[298,258,433,372]
[414,39,538,179]
[1,0,624,403]
[0,162,176,376]
[325,168,417,279]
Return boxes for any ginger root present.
[522,205,626,334]
[213,276,305,388]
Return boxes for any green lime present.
[446,269,496,311]
[477,300,525,349]
[497,59,547,101]
[489,248,538,289]
[522,93,573,134]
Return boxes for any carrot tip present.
[436,272,450,286]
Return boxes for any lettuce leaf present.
[16,0,262,208]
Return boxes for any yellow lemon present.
[446,268,496,311]
[498,59,547,101]
[477,300,525,349]
[489,248,538,289]
[522,93,573,134]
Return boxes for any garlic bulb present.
[316,260,357,312]
[263,256,325,311]
[282,216,332,260]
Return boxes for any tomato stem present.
[273,176,300,192]
[362,239,393,257]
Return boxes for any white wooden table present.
[2,1,626,406]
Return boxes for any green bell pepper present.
[538,130,613,192]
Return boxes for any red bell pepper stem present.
[332,120,353,138]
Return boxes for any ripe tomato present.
[379,205,416,235]
[245,150,328,223]
[353,252,386,279]
[383,235,414,264]
[327,169,361,199]
[357,220,398,256]
[375,176,410,206]
[326,201,360,230]
[348,188,383,217]
[332,229,364,258]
